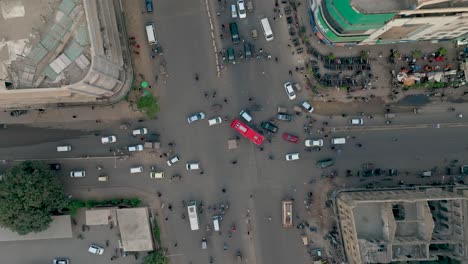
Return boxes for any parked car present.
[187,112,206,123]
[283,82,296,100]
[282,133,299,143]
[285,152,300,161]
[316,158,334,168]
[101,135,117,144]
[128,144,144,152]
[231,4,237,18]
[53,259,69,264]
[301,101,314,112]
[70,170,85,177]
[305,139,323,147]
[244,43,252,59]
[167,155,180,166]
[230,22,240,44]
[277,113,292,121]
[227,47,235,63]
[49,163,61,171]
[260,121,278,133]
[237,0,247,18]
[132,128,148,136]
[88,244,104,255]
[208,117,223,126]
[145,0,153,13]
[186,162,200,170]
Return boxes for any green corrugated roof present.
[331,0,395,25]
[325,1,382,31]
[316,9,367,42]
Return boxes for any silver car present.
[187,112,206,123]
[128,144,144,152]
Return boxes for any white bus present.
[260,18,274,41]
[187,201,199,231]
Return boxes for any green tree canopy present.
[137,94,160,119]
[143,250,168,264]
[0,161,69,235]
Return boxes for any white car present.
[70,170,85,177]
[231,4,237,18]
[350,118,364,125]
[237,0,246,18]
[305,139,323,147]
[101,135,117,144]
[88,244,104,255]
[132,128,148,136]
[301,101,314,113]
[167,155,180,166]
[283,82,296,100]
[128,144,144,152]
[187,112,206,123]
[186,162,200,170]
[208,117,223,126]
[53,259,69,264]
[285,153,300,161]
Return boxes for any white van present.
[260,18,273,41]
[130,166,144,174]
[57,145,71,152]
[212,215,222,231]
[239,110,252,122]
[145,23,157,45]
[331,138,346,145]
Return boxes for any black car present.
[276,113,292,121]
[260,121,278,133]
[230,22,240,44]
[49,164,61,171]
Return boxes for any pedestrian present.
[287,44,292,47]
[248,97,253,101]
[165,217,168,221]
[136,44,140,48]
[200,170,204,175]
[212,91,217,98]
[232,160,238,164]
[72,115,77,118]
[174,243,178,247]
[168,204,173,211]
[220,34,224,39]
[222,188,226,193]
[224,98,228,104]
[259,147,264,151]
[157,192,162,197]
[273,16,276,20]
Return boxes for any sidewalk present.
[0,103,143,125]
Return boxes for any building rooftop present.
[351,0,418,13]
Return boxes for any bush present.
[65,198,141,212]
[137,94,159,119]
[438,47,447,56]
[153,219,161,244]
[143,250,168,264]
[412,49,422,58]
[327,53,335,60]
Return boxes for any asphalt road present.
[2,1,468,264]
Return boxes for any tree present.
[143,250,168,264]
[0,161,69,235]
[137,94,159,119]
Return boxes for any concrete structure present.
[336,187,468,263]
[0,215,72,241]
[0,0,132,109]
[86,207,154,252]
[309,0,468,45]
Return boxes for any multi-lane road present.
[1,0,468,264]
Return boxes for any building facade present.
[309,0,468,45]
